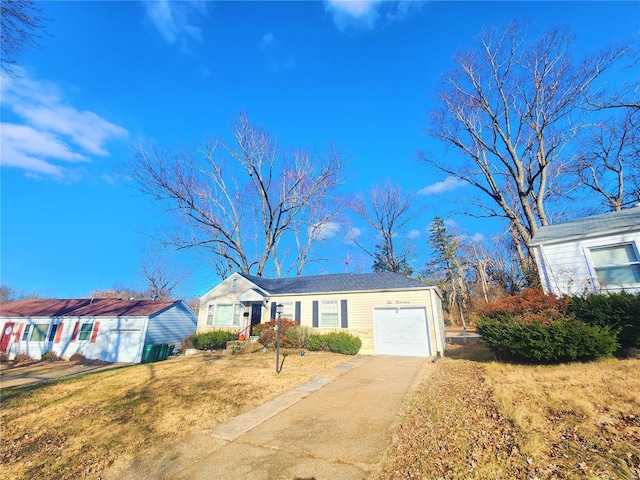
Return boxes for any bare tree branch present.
[128,112,343,278]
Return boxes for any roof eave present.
[530,225,640,247]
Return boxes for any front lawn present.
[377,344,640,479]
[0,350,350,480]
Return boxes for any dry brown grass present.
[486,357,640,479]
[378,344,640,480]
[0,350,351,480]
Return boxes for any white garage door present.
[107,329,142,363]
[374,307,431,357]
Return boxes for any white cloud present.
[1,73,128,180]
[460,232,485,243]
[324,0,423,30]
[346,226,362,241]
[418,176,467,196]
[144,0,206,46]
[311,221,341,241]
[261,32,274,48]
[407,229,421,239]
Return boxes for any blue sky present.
[1,1,639,299]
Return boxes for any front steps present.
[223,336,264,355]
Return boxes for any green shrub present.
[568,292,640,348]
[476,316,618,363]
[41,350,61,362]
[257,319,298,348]
[192,330,239,350]
[307,332,362,355]
[307,334,328,351]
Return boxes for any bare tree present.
[572,108,640,211]
[129,113,343,278]
[349,180,417,275]
[1,0,48,76]
[421,22,628,271]
[0,284,40,304]
[90,283,142,300]
[139,255,186,300]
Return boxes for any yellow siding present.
[198,276,443,356]
[271,289,440,355]
[197,276,261,333]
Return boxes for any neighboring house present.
[0,298,197,363]
[198,272,445,357]
[530,206,640,296]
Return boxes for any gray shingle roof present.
[238,272,434,295]
[530,206,640,245]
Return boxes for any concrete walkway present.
[105,355,427,480]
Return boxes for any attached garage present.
[199,271,445,357]
[374,307,431,357]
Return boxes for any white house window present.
[21,324,31,341]
[78,323,94,341]
[320,300,340,328]
[590,243,640,286]
[280,302,294,321]
[48,324,59,342]
[207,304,243,327]
[206,305,215,326]
[30,323,50,342]
[231,278,238,288]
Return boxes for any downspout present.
[430,289,444,362]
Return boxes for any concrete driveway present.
[105,355,428,480]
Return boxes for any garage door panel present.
[374,307,431,357]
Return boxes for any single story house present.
[0,298,197,363]
[530,206,640,296]
[198,272,445,357]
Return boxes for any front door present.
[1,322,15,352]
[251,303,262,333]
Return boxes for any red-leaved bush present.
[257,318,298,348]
[481,288,570,324]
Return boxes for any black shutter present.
[270,302,276,320]
[312,301,319,327]
[295,301,301,325]
[341,300,348,328]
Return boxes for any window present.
[231,278,238,289]
[48,324,59,342]
[280,302,294,321]
[30,323,50,342]
[21,324,31,341]
[320,300,339,328]
[78,323,94,341]
[590,243,640,286]
[207,304,243,327]
[206,305,215,326]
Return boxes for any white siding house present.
[0,299,197,363]
[198,272,445,357]
[530,207,640,296]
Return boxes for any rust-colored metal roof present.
[0,298,178,318]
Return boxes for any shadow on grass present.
[0,364,134,402]
[445,343,496,363]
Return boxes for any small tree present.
[426,217,468,328]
